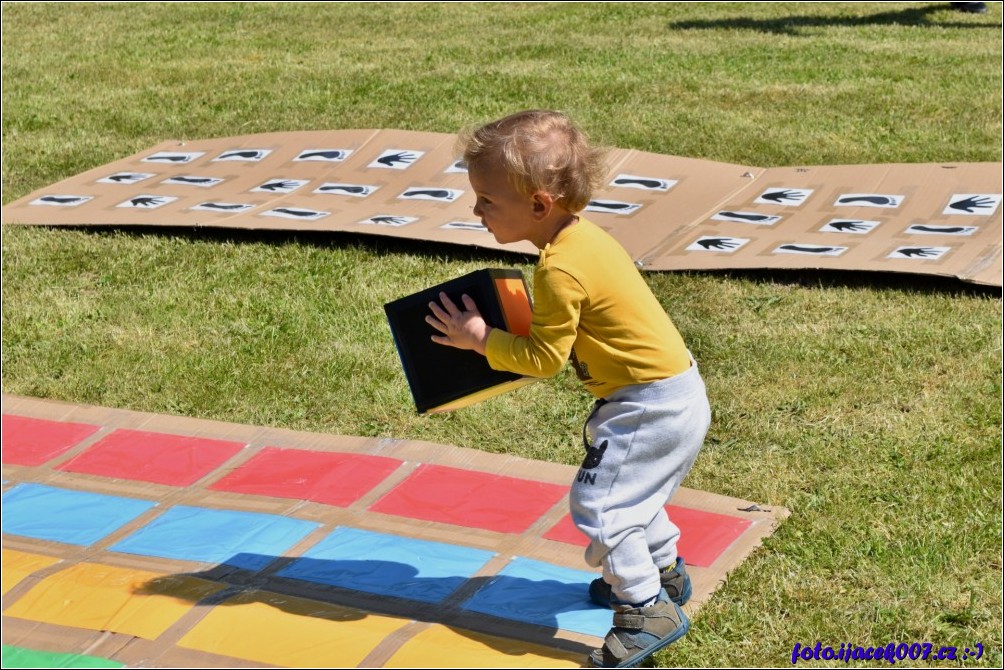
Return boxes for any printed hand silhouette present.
[377,151,418,166]
[898,247,939,258]
[760,189,805,204]
[259,180,299,192]
[696,237,739,250]
[948,196,996,213]
[130,196,164,207]
[371,216,409,225]
[827,220,869,232]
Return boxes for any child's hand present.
[426,293,491,355]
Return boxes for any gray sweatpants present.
[570,359,711,605]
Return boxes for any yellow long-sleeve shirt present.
[485,218,691,398]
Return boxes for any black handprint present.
[107,174,144,183]
[697,238,740,250]
[948,196,996,213]
[837,195,896,206]
[130,196,165,207]
[613,178,665,190]
[828,220,869,232]
[259,180,298,192]
[760,189,805,204]
[371,216,409,225]
[779,244,836,254]
[377,151,418,166]
[719,211,774,222]
[898,247,939,258]
[299,150,345,160]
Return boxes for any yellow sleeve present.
[485,266,585,378]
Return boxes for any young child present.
[426,109,711,668]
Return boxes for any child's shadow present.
[134,553,608,662]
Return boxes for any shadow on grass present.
[30,223,1000,299]
[667,3,998,34]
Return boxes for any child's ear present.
[531,191,554,218]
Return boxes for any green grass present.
[2,2,1001,667]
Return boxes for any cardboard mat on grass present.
[1,130,1000,287]
[1,394,788,668]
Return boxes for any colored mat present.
[1,394,789,667]
[1,646,122,668]
[1,414,100,466]
[57,429,246,486]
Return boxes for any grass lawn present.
[2,3,1001,666]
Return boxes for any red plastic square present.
[210,447,403,507]
[369,464,568,534]
[1,414,102,466]
[57,429,245,486]
[542,504,752,568]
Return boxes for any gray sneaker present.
[589,588,690,667]
[588,557,692,608]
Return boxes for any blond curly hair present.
[456,110,608,213]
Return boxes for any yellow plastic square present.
[1,549,62,595]
[3,562,225,639]
[385,624,584,668]
[178,590,411,666]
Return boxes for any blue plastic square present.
[109,505,320,571]
[277,526,495,603]
[1,483,156,547]
[461,556,611,637]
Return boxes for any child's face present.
[467,159,540,246]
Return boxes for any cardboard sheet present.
[2,394,789,667]
[2,130,999,285]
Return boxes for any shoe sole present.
[591,603,691,668]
